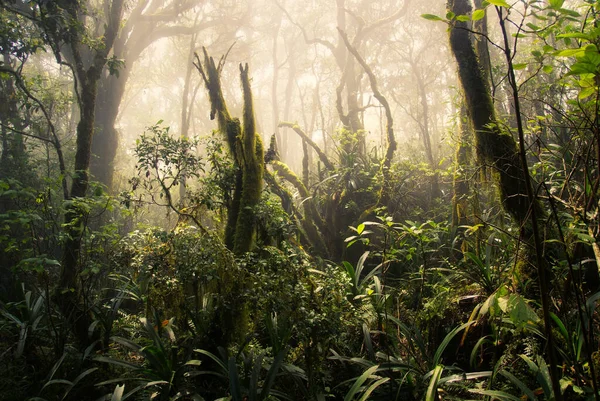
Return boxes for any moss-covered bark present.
[448,1,530,224]
[448,0,541,292]
[452,105,471,231]
[271,160,328,255]
[234,64,264,254]
[195,50,264,255]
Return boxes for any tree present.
[447,0,562,398]
[277,0,410,159]
[21,0,126,346]
[194,49,264,255]
[90,0,231,191]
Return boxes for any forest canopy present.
[1,0,600,400]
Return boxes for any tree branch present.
[278,122,334,170]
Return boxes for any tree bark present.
[448,0,530,226]
[194,50,264,255]
[58,0,124,347]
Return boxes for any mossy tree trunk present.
[447,0,531,229]
[451,103,478,258]
[448,2,563,398]
[194,49,264,255]
[270,160,328,255]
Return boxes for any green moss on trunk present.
[195,52,265,256]
[448,0,539,292]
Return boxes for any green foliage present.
[95,310,203,400]
[0,284,46,359]
[132,122,203,204]
[192,345,290,401]
[4,1,600,400]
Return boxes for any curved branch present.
[338,29,395,168]
[355,0,411,43]
[278,122,334,170]
[273,0,337,54]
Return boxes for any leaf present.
[554,48,585,57]
[485,0,510,8]
[559,8,580,17]
[501,294,540,328]
[469,389,521,401]
[499,369,537,401]
[357,378,389,401]
[543,65,554,74]
[425,365,444,401]
[259,349,285,401]
[421,14,443,21]
[549,0,564,9]
[433,321,473,367]
[344,365,380,401]
[556,32,592,41]
[228,357,243,401]
[578,86,596,100]
[111,385,125,401]
[512,63,527,70]
[472,9,485,21]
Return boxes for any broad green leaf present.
[559,8,581,17]
[554,48,585,57]
[568,62,598,76]
[583,44,600,66]
[485,0,510,8]
[425,365,444,401]
[578,86,596,100]
[507,294,540,328]
[512,63,527,70]
[421,14,443,21]
[557,32,591,41]
[472,9,485,21]
[543,65,554,74]
[549,0,564,9]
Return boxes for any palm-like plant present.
[95,310,202,400]
[333,320,492,400]
[191,346,289,401]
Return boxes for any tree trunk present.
[90,68,128,191]
[58,0,124,347]
[448,0,530,226]
[194,50,264,255]
[61,79,99,346]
